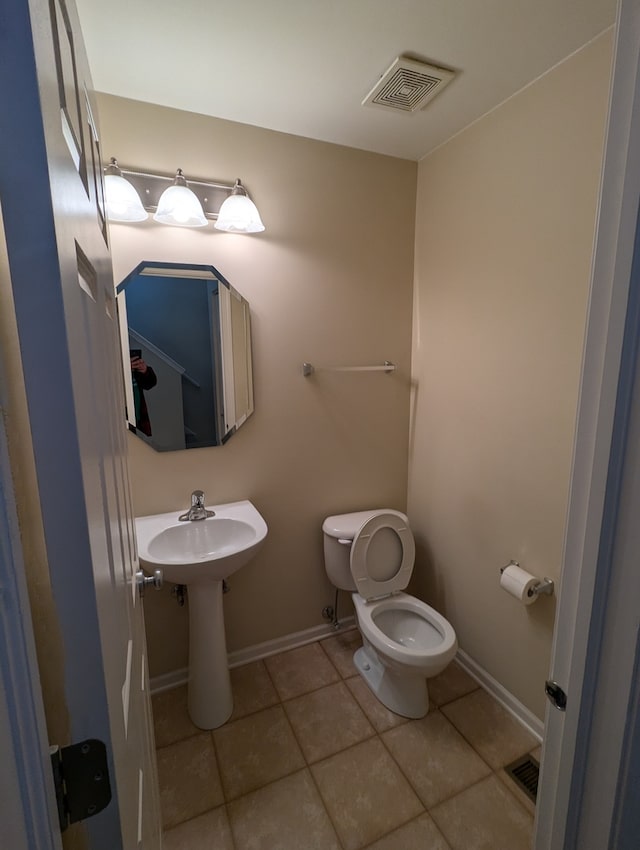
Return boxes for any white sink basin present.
[135,499,268,730]
[136,499,267,584]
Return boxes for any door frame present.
[0,372,61,848]
[534,0,640,846]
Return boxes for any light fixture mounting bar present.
[118,168,235,220]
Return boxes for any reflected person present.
[130,350,157,436]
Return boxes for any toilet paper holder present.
[500,560,555,597]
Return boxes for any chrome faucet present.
[178,490,216,521]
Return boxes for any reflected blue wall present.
[124,273,220,448]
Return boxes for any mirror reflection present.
[116,261,254,451]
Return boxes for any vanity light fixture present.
[104,157,148,222]
[214,179,265,233]
[103,159,265,233]
[153,169,207,228]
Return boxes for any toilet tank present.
[322,509,409,591]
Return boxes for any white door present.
[0,0,160,847]
[535,1,640,847]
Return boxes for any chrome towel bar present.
[302,361,395,377]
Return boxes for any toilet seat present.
[350,513,415,601]
[353,592,458,672]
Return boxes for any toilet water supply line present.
[322,588,341,630]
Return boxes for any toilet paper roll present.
[500,564,539,605]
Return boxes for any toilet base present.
[353,644,430,719]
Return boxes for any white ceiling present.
[75,0,616,162]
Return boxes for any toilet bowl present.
[322,509,457,718]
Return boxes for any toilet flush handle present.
[338,538,352,546]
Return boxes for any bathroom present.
[1,0,634,848]
[104,21,610,846]
[101,20,612,713]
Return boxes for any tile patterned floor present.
[154,630,539,850]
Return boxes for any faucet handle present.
[192,490,205,507]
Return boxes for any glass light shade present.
[153,181,207,228]
[215,194,265,233]
[104,173,148,222]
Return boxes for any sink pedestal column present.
[187,581,233,729]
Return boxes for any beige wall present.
[408,32,613,719]
[97,94,417,677]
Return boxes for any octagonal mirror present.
[116,261,253,451]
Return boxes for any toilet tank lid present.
[322,509,409,539]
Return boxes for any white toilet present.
[322,509,457,718]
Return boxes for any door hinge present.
[50,739,112,832]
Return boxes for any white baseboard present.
[149,616,356,695]
[149,667,189,695]
[456,648,545,741]
[227,617,356,669]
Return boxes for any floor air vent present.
[505,755,539,802]
[362,56,455,113]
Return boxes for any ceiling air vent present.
[362,56,455,114]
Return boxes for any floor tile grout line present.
[280,675,367,710]
[430,770,516,817]
[281,682,377,780]
[273,663,423,850]
[439,690,539,761]
[197,655,377,808]
[259,653,283,701]
[430,682,482,710]
[375,719,431,813]
[375,707,531,816]
[152,665,481,751]
[427,768,536,847]
[265,672,343,703]
[362,810,454,850]
[220,764,349,850]
[307,730,429,848]
[160,801,236,844]
[225,658,281,725]
[424,706,497,775]
[342,676,413,735]
[437,700,535,777]
[159,720,473,837]
[163,768,523,849]
[154,727,203,752]
[221,763,311,806]
[157,728,228,832]
[157,653,470,814]
[280,678,378,755]
[301,723,400,771]
[208,724,228,807]
[157,640,536,846]
[434,683,481,707]
[223,802,239,850]
[317,632,359,680]
[214,703,307,804]
[305,763,348,850]
[263,639,343,702]
[278,686,315,768]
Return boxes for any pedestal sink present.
[136,500,267,729]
